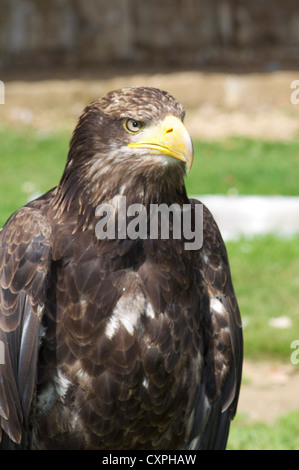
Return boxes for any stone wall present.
[1,0,299,72]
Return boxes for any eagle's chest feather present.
[34,238,203,449]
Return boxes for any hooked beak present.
[128,115,194,172]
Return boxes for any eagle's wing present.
[0,207,52,448]
[187,200,243,450]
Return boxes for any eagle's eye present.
[124,118,144,134]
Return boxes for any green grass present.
[186,138,299,196]
[1,127,299,226]
[226,235,299,362]
[0,126,68,227]
[227,411,299,450]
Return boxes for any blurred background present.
[0,0,299,449]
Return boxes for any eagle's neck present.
[52,154,189,231]
[113,166,189,207]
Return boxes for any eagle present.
[0,86,242,450]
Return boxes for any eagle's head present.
[56,87,194,210]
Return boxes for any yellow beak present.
[128,115,194,172]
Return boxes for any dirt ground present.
[3,69,299,141]
[239,360,299,424]
[1,69,299,424]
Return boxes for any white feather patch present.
[145,302,155,319]
[210,297,226,315]
[105,291,145,339]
